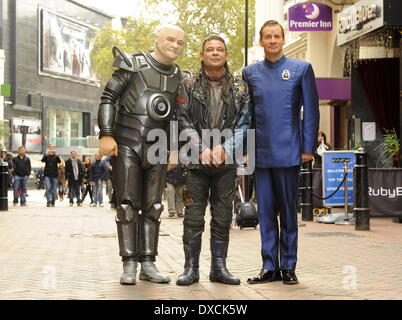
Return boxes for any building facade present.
[0,0,114,158]
[250,0,401,167]
[249,0,355,152]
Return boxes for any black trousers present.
[81,184,93,203]
[182,166,236,243]
[69,180,81,204]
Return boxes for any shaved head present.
[152,25,185,65]
[156,24,185,37]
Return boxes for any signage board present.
[288,2,333,31]
[11,118,42,153]
[337,0,384,46]
[322,151,356,207]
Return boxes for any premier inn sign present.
[337,0,384,46]
[288,2,333,31]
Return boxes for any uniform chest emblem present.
[282,69,290,80]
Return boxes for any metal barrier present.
[299,148,371,230]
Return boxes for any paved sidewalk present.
[0,189,401,300]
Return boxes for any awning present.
[316,78,351,100]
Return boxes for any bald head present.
[153,25,185,65]
[157,25,184,36]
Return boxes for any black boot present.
[209,240,240,285]
[176,238,202,286]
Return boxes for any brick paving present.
[0,189,401,300]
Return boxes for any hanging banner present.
[288,2,333,31]
[368,169,402,217]
[312,168,402,217]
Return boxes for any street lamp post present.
[245,0,249,67]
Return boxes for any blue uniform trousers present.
[255,166,300,271]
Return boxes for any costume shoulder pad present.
[112,46,138,72]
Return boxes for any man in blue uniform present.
[242,20,319,285]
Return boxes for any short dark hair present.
[318,131,327,143]
[202,35,227,52]
[259,20,285,40]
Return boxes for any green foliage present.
[90,0,255,82]
[375,128,400,168]
[351,141,362,150]
[90,19,159,82]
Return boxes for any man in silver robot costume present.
[97,25,186,285]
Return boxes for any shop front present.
[337,0,402,168]
[336,0,402,219]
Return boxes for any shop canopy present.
[315,78,351,100]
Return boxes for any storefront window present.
[46,108,85,147]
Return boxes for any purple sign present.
[288,2,332,31]
[315,78,351,100]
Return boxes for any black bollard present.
[0,160,8,211]
[300,160,313,221]
[354,148,369,230]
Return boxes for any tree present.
[90,0,255,82]
[90,18,159,82]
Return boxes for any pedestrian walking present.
[175,35,251,286]
[12,146,31,206]
[243,20,319,285]
[65,151,84,206]
[166,165,185,218]
[57,160,66,201]
[81,157,93,205]
[41,144,61,207]
[90,153,108,207]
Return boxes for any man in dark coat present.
[41,144,61,207]
[65,151,84,206]
[176,35,251,286]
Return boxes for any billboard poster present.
[40,7,98,84]
[11,118,42,153]
[288,2,333,32]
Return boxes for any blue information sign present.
[322,151,356,207]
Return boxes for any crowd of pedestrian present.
[1,143,116,208]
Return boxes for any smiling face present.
[259,24,285,60]
[154,26,185,65]
[200,39,227,72]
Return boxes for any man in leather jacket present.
[97,25,186,285]
[175,35,251,286]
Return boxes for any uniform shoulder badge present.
[282,69,290,80]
